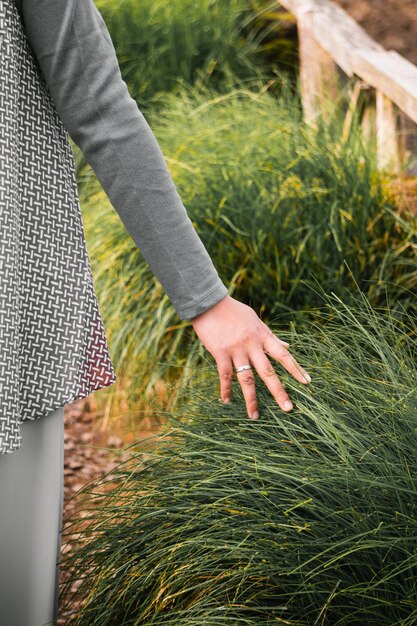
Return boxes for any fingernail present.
[251,410,259,420]
[283,401,293,411]
[224,397,231,404]
[303,372,311,383]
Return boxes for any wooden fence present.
[278,0,417,174]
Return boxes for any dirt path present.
[57,399,162,624]
[332,0,417,66]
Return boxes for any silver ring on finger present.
[235,364,252,373]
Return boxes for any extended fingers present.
[216,356,233,403]
[249,351,293,412]
[214,321,310,421]
[263,334,311,384]
[217,352,259,419]
[235,359,258,420]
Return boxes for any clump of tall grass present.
[81,79,417,418]
[60,288,417,625]
[151,81,416,316]
[93,0,297,107]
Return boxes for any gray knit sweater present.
[15,0,228,321]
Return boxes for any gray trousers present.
[0,406,65,626]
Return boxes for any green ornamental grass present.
[60,288,417,625]
[79,80,417,416]
[93,0,296,107]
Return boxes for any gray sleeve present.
[18,0,228,321]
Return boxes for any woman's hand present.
[190,295,311,420]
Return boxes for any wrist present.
[190,294,230,324]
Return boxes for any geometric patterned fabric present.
[0,0,117,454]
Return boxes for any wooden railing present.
[278,0,417,174]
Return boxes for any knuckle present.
[220,371,233,381]
[263,365,276,377]
[241,328,256,344]
[259,322,270,334]
[241,373,255,385]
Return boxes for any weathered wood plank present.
[354,50,417,125]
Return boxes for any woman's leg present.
[0,405,65,626]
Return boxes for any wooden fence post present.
[297,8,340,124]
[376,91,401,172]
[360,88,376,150]
[397,110,417,175]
